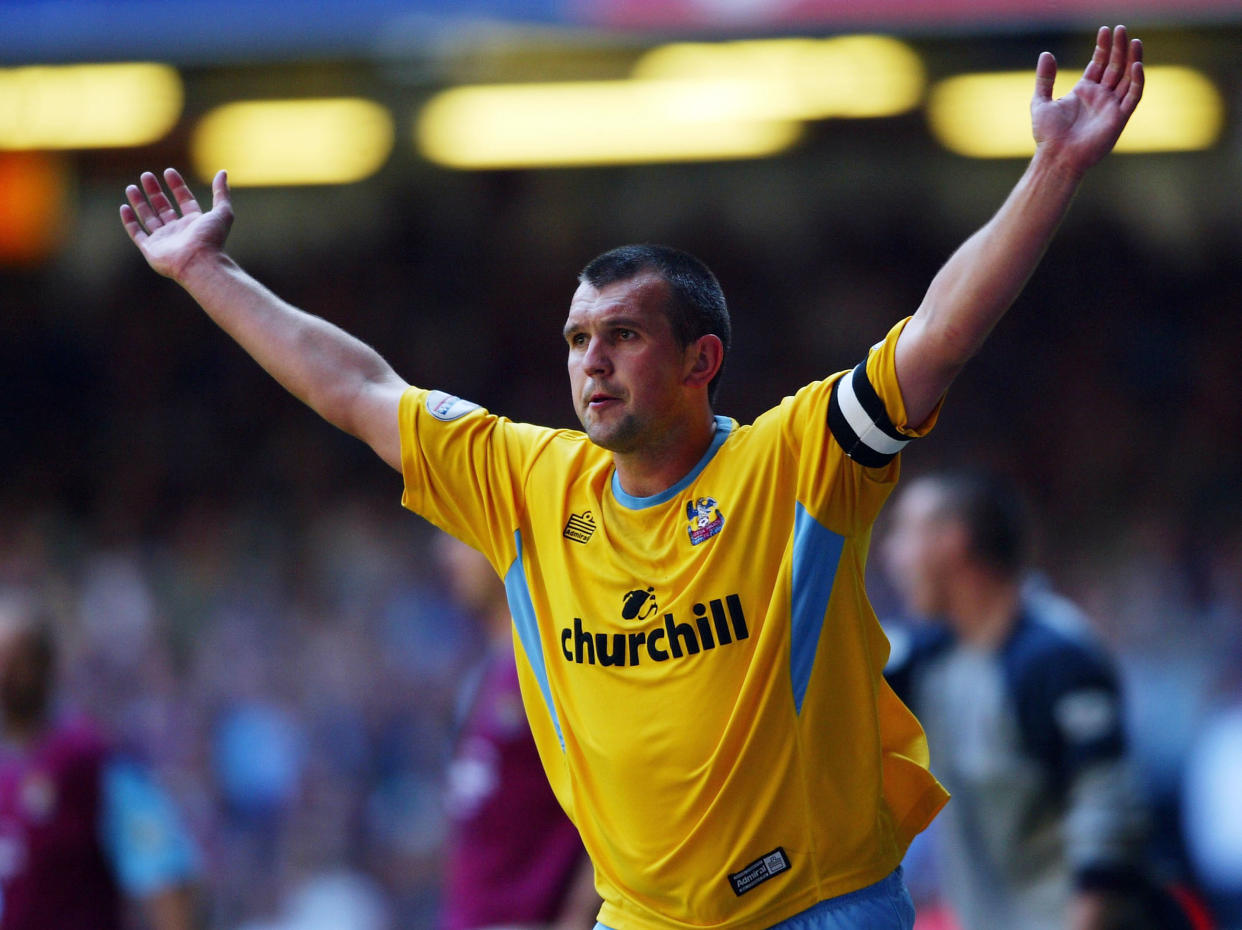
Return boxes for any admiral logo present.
[686,496,724,545]
[728,848,791,896]
[561,594,748,667]
[563,511,596,544]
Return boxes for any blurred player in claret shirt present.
[436,534,599,930]
[0,592,200,930]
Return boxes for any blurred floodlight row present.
[416,35,922,168]
[417,80,805,168]
[0,43,1226,183]
[0,63,181,150]
[928,65,1224,158]
[630,35,926,120]
[192,99,394,186]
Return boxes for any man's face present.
[882,481,962,618]
[564,273,696,454]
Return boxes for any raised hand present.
[120,168,233,282]
[1031,25,1144,174]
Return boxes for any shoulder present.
[1003,589,1117,689]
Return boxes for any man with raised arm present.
[121,29,1143,930]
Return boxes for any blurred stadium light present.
[0,63,182,150]
[632,35,925,120]
[417,34,922,169]
[927,65,1224,158]
[191,98,394,186]
[416,78,803,168]
[0,152,67,264]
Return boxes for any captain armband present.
[827,362,911,467]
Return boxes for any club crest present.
[686,496,725,545]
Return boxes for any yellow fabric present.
[399,317,948,929]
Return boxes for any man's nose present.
[582,336,611,374]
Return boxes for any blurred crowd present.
[1,159,1240,927]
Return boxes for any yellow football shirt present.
[399,317,948,930]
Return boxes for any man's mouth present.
[587,391,621,410]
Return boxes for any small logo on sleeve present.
[728,848,791,896]
[563,511,596,544]
[425,390,480,422]
[686,497,724,545]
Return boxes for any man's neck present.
[612,414,718,499]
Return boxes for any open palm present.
[120,168,234,281]
[1031,26,1144,174]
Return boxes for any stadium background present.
[2,1,1240,927]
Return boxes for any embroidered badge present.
[686,497,725,545]
[563,510,596,544]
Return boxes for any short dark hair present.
[579,244,731,403]
[924,469,1031,577]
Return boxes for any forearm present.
[176,251,406,454]
[898,149,1083,419]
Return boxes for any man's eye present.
[569,333,587,347]
[616,329,635,340]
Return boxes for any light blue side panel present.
[505,530,566,750]
[790,504,845,714]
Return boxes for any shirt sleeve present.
[398,387,557,573]
[99,758,199,896]
[771,316,946,536]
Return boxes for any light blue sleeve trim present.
[99,758,199,896]
[611,416,733,510]
[505,530,566,751]
[790,503,845,714]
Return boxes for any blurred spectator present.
[881,470,1195,930]
[0,589,200,930]
[435,533,599,930]
[1183,705,1242,925]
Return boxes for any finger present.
[119,204,148,244]
[1033,51,1057,103]
[140,170,179,222]
[164,167,202,215]
[1082,26,1110,84]
[125,181,160,231]
[211,169,234,220]
[1120,59,1145,118]
[1111,34,1143,102]
[1101,24,1128,90]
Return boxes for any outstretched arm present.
[120,168,408,471]
[895,26,1144,426]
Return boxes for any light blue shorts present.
[594,867,915,930]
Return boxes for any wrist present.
[175,248,236,291]
[1029,141,1091,186]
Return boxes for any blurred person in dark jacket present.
[882,470,1201,930]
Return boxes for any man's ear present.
[683,334,724,389]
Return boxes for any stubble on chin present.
[584,412,643,454]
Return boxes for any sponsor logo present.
[560,593,748,667]
[729,848,791,896]
[686,496,724,545]
[563,510,596,544]
[620,587,658,621]
[425,390,480,422]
